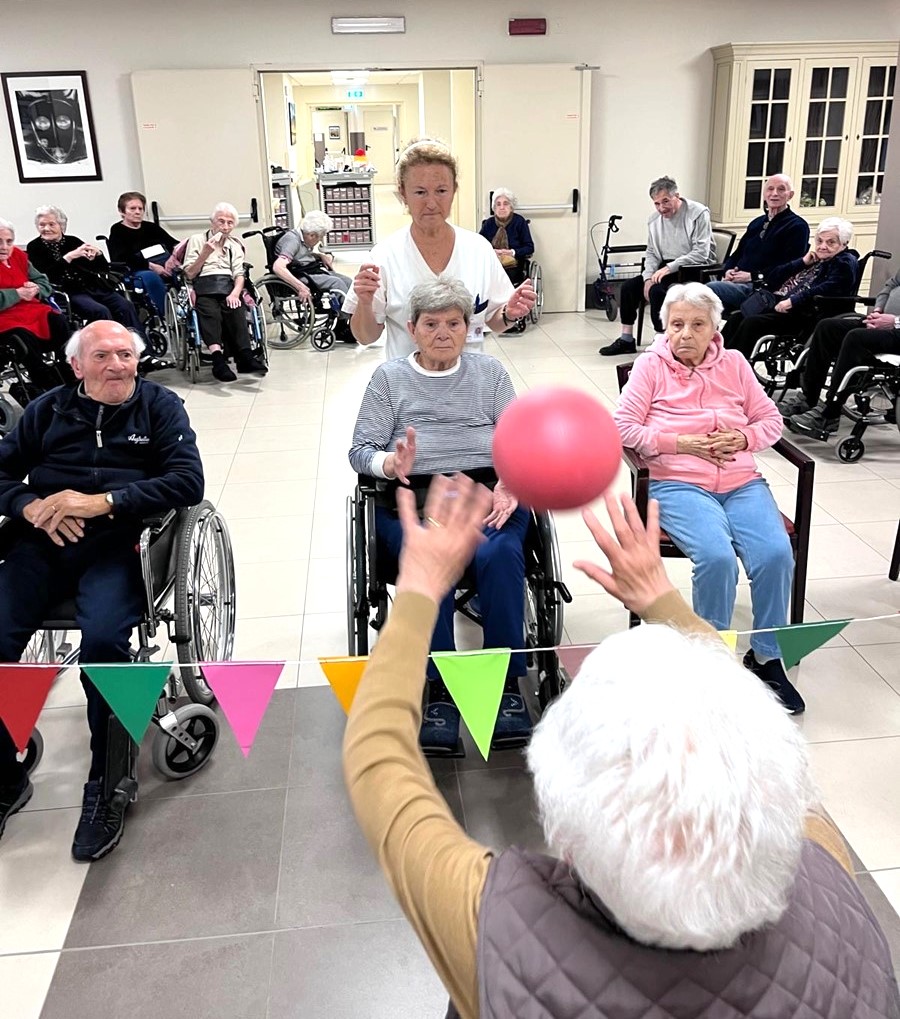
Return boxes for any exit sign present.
[346,88,365,99]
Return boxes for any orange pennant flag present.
[319,656,369,714]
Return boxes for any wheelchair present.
[346,476,572,715]
[824,353,900,463]
[0,325,74,437]
[244,226,349,351]
[4,500,237,792]
[748,248,892,399]
[164,266,268,384]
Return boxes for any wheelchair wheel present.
[169,296,187,372]
[525,513,570,712]
[529,263,544,324]
[837,435,865,463]
[18,729,44,775]
[188,346,200,384]
[0,391,24,439]
[312,327,336,351]
[257,278,314,349]
[23,628,70,663]
[173,502,236,704]
[151,703,218,779]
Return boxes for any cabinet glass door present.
[851,62,895,207]
[799,64,854,211]
[742,65,795,211]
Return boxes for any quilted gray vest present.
[476,840,900,1018]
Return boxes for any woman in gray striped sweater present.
[349,277,531,755]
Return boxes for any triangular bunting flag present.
[82,662,173,744]
[774,619,852,670]
[718,630,738,653]
[433,650,510,761]
[201,661,284,757]
[0,664,59,752]
[556,644,597,681]
[319,656,368,714]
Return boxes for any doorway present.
[258,68,478,254]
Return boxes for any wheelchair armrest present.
[700,263,727,281]
[141,509,178,536]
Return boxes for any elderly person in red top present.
[614,281,803,713]
[343,478,899,1019]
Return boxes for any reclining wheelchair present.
[7,500,236,795]
[244,226,349,351]
[747,248,892,399]
[346,475,572,715]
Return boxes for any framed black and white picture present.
[2,70,102,183]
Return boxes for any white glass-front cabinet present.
[708,43,896,267]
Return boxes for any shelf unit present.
[319,177,374,248]
[708,42,897,267]
[271,172,294,231]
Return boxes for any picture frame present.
[328,124,342,140]
[2,70,102,183]
[288,101,297,146]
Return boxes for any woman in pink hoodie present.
[614,282,803,714]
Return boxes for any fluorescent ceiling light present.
[330,71,370,85]
[331,16,405,34]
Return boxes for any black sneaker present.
[236,353,269,375]
[787,405,839,441]
[599,336,637,357]
[0,774,33,840]
[211,352,237,382]
[71,779,127,862]
[743,649,806,715]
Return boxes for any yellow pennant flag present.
[718,630,738,653]
[319,656,369,714]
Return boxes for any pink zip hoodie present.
[613,332,784,494]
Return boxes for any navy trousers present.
[374,505,528,680]
[0,523,144,785]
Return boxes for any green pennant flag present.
[433,649,510,761]
[82,662,173,744]
[774,619,852,670]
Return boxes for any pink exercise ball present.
[492,387,622,511]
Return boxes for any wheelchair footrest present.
[421,738,465,760]
[489,734,530,752]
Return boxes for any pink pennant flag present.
[556,644,597,682]
[201,661,285,757]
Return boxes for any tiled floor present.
[2,309,900,1017]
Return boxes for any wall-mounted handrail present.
[150,198,259,225]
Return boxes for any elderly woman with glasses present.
[349,276,532,755]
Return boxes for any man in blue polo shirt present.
[708,174,810,313]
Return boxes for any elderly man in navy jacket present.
[0,320,204,861]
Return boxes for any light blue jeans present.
[649,478,793,658]
[706,280,753,314]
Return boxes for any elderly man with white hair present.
[343,475,899,1018]
[183,202,267,381]
[707,173,810,313]
[0,320,204,862]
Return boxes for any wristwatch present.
[105,492,115,508]
[894,315,900,332]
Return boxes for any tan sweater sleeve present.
[343,591,489,1019]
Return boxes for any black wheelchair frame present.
[243,226,344,351]
[346,476,572,712]
[748,248,893,399]
[4,500,237,788]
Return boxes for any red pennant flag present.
[556,645,597,682]
[0,664,58,752]
[201,661,285,756]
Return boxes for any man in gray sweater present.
[601,175,715,356]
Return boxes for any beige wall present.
[2,0,899,279]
